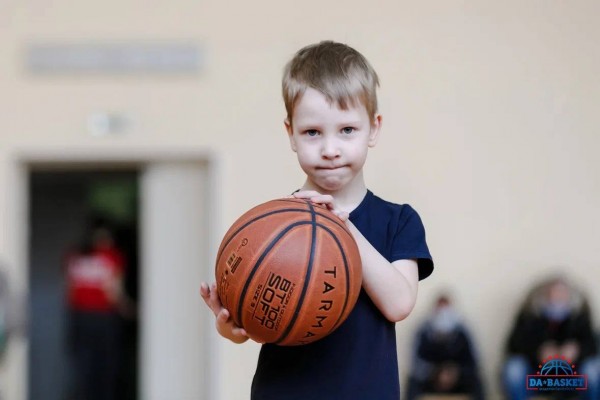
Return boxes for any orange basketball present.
[215,198,362,346]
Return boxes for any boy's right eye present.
[305,130,319,136]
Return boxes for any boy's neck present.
[301,171,368,214]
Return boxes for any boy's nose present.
[321,139,341,159]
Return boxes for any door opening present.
[28,169,139,400]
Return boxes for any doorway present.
[28,169,139,400]
[18,152,216,400]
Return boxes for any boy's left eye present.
[341,127,355,134]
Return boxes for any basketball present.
[215,197,362,346]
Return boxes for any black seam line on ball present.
[316,223,352,333]
[237,220,313,327]
[315,211,350,237]
[272,198,306,205]
[277,199,350,234]
[216,204,349,265]
[274,201,318,344]
[216,207,309,264]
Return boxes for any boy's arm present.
[293,191,419,322]
[346,221,419,322]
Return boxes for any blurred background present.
[0,1,599,399]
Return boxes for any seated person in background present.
[407,294,484,400]
[503,276,600,400]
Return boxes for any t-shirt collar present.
[349,189,372,220]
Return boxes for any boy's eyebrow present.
[293,121,321,128]
[337,120,363,126]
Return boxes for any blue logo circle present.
[540,359,574,376]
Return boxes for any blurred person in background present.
[503,275,600,400]
[406,294,484,400]
[65,218,131,400]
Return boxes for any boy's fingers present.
[293,190,321,198]
[317,194,334,202]
[203,282,251,345]
[209,283,221,303]
[200,284,214,308]
[216,309,230,324]
[295,193,336,207]
[310,195,334,205]
[232,326,248,337]
[200,282,210,298]
[200,282,224,316]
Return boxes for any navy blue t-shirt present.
[251,190,434,400]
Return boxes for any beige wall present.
[1,1,599,399]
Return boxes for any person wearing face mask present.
[406,294,485,400]
[503,276,600,400]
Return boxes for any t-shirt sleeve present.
[390,205,434,280]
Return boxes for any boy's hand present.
[292,190,349,221]
[200,282,249,344]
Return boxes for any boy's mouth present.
[316,164,347,170]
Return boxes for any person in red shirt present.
[67,227,125,312]
[66,222,127,400]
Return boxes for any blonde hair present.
[282,41,380,124]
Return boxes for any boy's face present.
[286,88,381,193]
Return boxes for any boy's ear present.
[285,118,297,152]
[368,114,382,147]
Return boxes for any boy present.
[201,40,434,399]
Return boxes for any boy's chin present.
[309,176,349,193]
